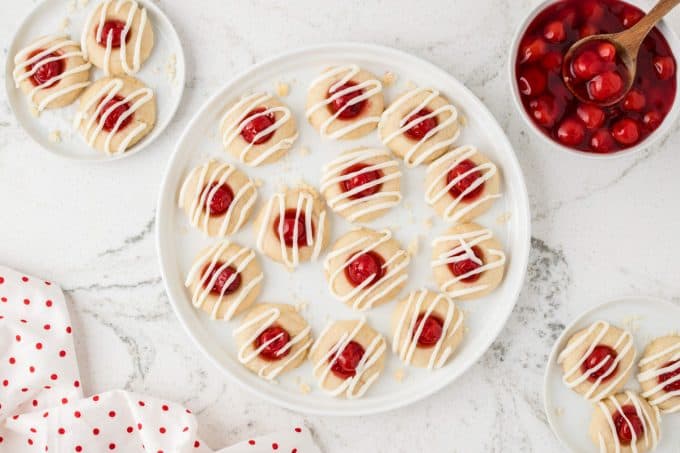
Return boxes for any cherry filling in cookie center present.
[97,95,133,132]
[201,263,242,296]
[581,345,618,382]
[659,359,680,392]
[340,164,383,200]
[413,314,444,348]
[255,325,291,361]
[201,183,234,217]
[447,245,484,283]
[96,20,130,48]
[273,209,312,248]
[404,108,438,140]
[447,159,484,201]
[613,405,644,446]
[344,251,385,287]
[327,81,366,119]
[27,50,64,88]
[240,107,276,145]
[329,340,365,379]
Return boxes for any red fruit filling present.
[413,314,444,348]
[329,341,365,379]
[96,20,130,48]
[97,95,132,132]
[447,245,484,283]
[201,183,234,216]
[273,209,311,248]
[201,263,241,296]
[240,108,276,145]
[327,81,365,119]
[340,164,383,199]
[658,360,680,392]
[404,108,438,140]
[255,325,291,361]
[27,50,64,88]
[446,159,484,201]
[344,251,385,287]
[613,405,644,445]
[581,344,618,382]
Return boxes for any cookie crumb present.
[165,54,177,83]
[276,81,290,97]
[299,382,311,394]
[294,300,308,313]
[405,80,417,90]
[66,0,76,13]
[60,18,71,31]
[382,71,397,87]
[423,217,433,230]
[555,407,564,417]
[31,106,41,117]
[407,236,420,256]
[496,211,512,225]
[253,178,264,188]
[394,368,406,382]
[299,146,310,157]
[48,130,62,143]
[458,114,468,127]
[622,315,643,334]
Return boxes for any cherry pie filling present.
[404,108,438,141]
[240,107,276,145]
[273,209,312,248]
[581,344,618,382]
[613,405,644,446]
[446,159,484,201]
[201,183,234,217]
[340,164,383,199]
[255,325,291,361]
[329,340,365,379]
[658,359,680,392]
[95,20,130,48]
[447,245,484,283]
[344,251,385,288]
[201,263,242,296]
[413,314,444,348]
[27,49,64,88]
[97,95,133,132]
[327,81,366,120]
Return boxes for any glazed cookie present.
[425,145,501,223]
[233,303,313,381]
[557,321,636,401]
[82,0,154,76]
[305,65,384,140]
[184,240,263,320]
[391,289,465,369]
[589,391,661,453]
[75,75,155,154]
[219,92,298,166]
[178,160,258,237]
[324,228,409,311]
[12,34,91,112]
[309,318,386,399]
[431,223,506,300]
[638,335,680,413]
[254,186,330,268]
[320,148,402,223]
[378,87,460,167]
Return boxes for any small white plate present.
[5,0,185,161]
[544,296,680,452]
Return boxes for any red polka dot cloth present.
[0,266,320,453]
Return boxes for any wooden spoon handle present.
[618,0,680,49]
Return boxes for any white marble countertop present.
[2,0,680,451]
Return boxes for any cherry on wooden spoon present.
[562,0,680,106]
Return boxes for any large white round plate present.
[157,43,531,415]
[544,296,680,452]
[5,0,185,161]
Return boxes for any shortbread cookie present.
[589,391,660,453]
[219,92,298,166]
[306,65,384,140]
[558,321,636,401]
[638,335,680,413]
[324,228,409,311]
[178,160,258,237]
[233,303,313,381]
[391,289,464,369]
[321,148,402,223]
[75,75,155,154]
[379,87,459,167]
[309,318,386,399]
[185,240,263,320]
[431,223,505,300]
[82,0,154,75]
[13,34,91,111]
[425,145,501,223]
[254,186,330,268]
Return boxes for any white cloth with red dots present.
[0,265,320,453]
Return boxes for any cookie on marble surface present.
[637,334,680,414]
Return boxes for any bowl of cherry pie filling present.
[510,0,680,158]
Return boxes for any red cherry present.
[344,251,385,287]
[327,81,366,119]
[446,159,484,201]
[597,42,617,62]
[413,314,444,348]
[447,245,484,283]
[622,90,646,111]
[518,67,546,96]
[273,209,310,248]
[590,129,616,153]
[202,263,241,296]
[653,56,676,80]
[557,7,577,27]
[520,38,547,64]
[201,183,234,216]
[587,71,624,102]
[97,95,132,132]
[581,1,605,21]
[580,24,599,39]
[529,95,560,128]
[96,20,130,48]
[340,164,383,199]
[556,118,585,146]
[581,345,618,381]
[541,51,563,72]
[544,21,566,43]
[572,50,602,80]
[576,104,605,129]
[330,341,365,379]
[240,108,275,145]
[404,108,438,140]
[642,110,663,130]
[611,118,640,145]
[658,360,680,392]
[613,405,645,445]
[255,326,291,361]
[620,7,644,29]
[27,50,64,88]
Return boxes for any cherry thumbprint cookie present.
[233,303,313,381]
[309,318,386,399]
[431,222,506,301]
[391,289,465,369]
[178,160,258,237]
[558,321,636,401]
[75,75,155,155]
[379,87,460,167]
[589,391,661,453]
[638,335,680,414]
[425,145,501,223]
[219,92,298,166]
[13,34,91,112]
[305,65,384,140]
[324,228,409,312]
[82,0,154,76]
[320,147,402,223]
[185,240,263,321]
[253,186,330,269]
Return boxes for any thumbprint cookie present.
[638,335,680,414]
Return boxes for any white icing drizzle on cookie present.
[324,229,409,311]
[557,321,635,402]
[596,391,660,453]
[13,34,91,112]
[220,92,297,166]
[81,0,148,76]
[73,77,153,155]
[185,240,263,320]
[305,65,382,140]
[392,290,464,369]
[426,145,501,223]
[320,148,402,222]
[380,87,460,167]
[431,227,505,298]
[638,341,680,413]
[232,306,312,381]
[310,318,386,399]
[178,160,257,236]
